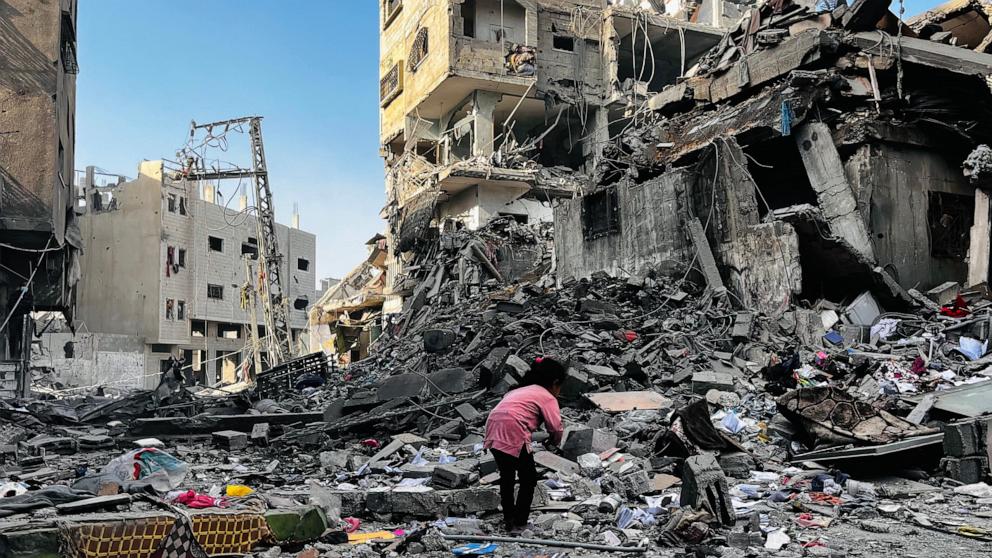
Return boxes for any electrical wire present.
[0,236,53,335]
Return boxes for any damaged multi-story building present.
[67,162,316,389]
[556,0,992,315]
[306,0,738,361]
[0,0,80,397]
[376,0,742,310]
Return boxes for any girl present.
[483,356,565,533]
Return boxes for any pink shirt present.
[484,384,564,457]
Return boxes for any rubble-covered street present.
[6,0,992,557]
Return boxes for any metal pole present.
[439,534,647,553]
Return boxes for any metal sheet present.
[904,380,992,418]
[584,391,671,412]
[790,433,944,463]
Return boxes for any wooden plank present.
[967,189,991,287]
[846,32,992,76]
[584,391,671,412]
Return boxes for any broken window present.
[582,188,621,240]
[178,248,186,268]
[208,236,224,252]
[409,28,429,72]
[179,196,187,215]
[928,191,974,259]
[241,241,259,260]
[207,284,224,300]
[177,300,186,321]
[167,194,177,213]
[297,258,310,271]
[553,36,575,52]
[165,299,174,320]
[191,320,206,337]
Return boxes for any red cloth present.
[483,385,563,457]
[940,294,970,317]
[173,490,226,509]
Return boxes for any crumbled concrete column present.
[680,453,734,526]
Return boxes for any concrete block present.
[400,463,436,478]
[432,464,474,489]
[943,417,991,457]
[427,368,468,394]
[680,453,734,526]
[622,469,652,497]
[691,370,734,394]
[319,450,350,471]
[562,427,618,460]
[423,329,457,353]
[212,430,248,451]
[718,452,756,478]
[455,403,481,421]
[941,456,989,484]
[377,374,426,401]
[577,453,603,477]
[559,368,592,401]
[442,487,501,515]
[250,423,270,446]
[391,433,428,449]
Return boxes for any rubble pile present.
[8,0,992,556]
[4,212,992,556]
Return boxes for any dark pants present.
[491,448,537,529]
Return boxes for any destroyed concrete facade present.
[72,161,316,388]
[0,0,80,397]
[378,0,731,313]
[555,0,992,315]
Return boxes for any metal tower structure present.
[184,116,293,365]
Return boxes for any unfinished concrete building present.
[73,161,316,388]
[379,0,733,313]
[0,0,79,396]
[556,0,992,316]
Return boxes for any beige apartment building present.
[73,162,316,388]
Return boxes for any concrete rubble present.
[7,1,992,558]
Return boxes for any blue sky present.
[76,1,383,282]
[76,0,942,282]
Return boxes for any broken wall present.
[34,332,147,390]
[554,169,693,281]
[845,142,975,289]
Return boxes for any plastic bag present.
[102,448,187,492]
[225,484,254,497]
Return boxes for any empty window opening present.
[553,36,575,52]
[167,194,177,213]
[742,137,818,219]
[208,236,224,252]
[241,241,259,259]
[462,0,476,37]
[217,323,242,339]
[582,188,620,240]
[409,27,429,71]
[60,10,78,74]
[179,197,187,215]
[191,320,206,337]
[929,191,974,259]
[297,258,310,271]
[615,22,696,92]
[177,248,186,267]
[150,343,171,354]
[177,300,186,321]
[207,284,224,300]
[165,299,175,320]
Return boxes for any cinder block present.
[692,370,734,394]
